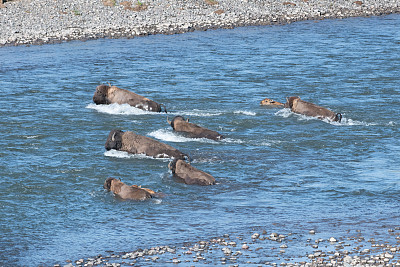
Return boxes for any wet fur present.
[93,84,163,112]
[104,178,153,201]
[260,98,284,106]
[169,159,216,186]
[169,116,224,141]
[105,129,187,160]
[285,96,341,122]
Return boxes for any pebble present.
[2,0,399,47]
[251,233,260,239]
[329,237,337,242]
[172,258,181,264]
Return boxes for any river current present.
[0,14,399,266]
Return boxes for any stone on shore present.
[1,0,400,47]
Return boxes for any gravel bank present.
[1,0,400,47]
[55,227,400,266]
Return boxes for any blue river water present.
[0,14,399,266]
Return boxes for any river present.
[0,14,399,266]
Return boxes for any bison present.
[168,159,216,186]
[105,129,187,160]
[93,84,167,112]
[104,178,155,200]
[167,116,224,141]
[261,96,342,122]
[260,98,284,106]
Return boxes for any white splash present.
[276,109,376,126]
[23,135,40,139]
[104,149,170,161]
[275,108,292,118]
[221,138,245,144]
[331,118,377,126]
[148,129,217,143]
[260,142,272,146]
[169,109,223,117]
[234,110,257,116]
[152,198,163,204]
[86,103,154,115]
[104,149,143,159]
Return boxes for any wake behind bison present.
[105,129,187,160]
[93,84,167,112]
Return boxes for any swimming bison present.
[93,84,167,112]
[260,96,342,122]
[104,178,156,200]
[168,159,216,186]
[167,116,224,141]
[105,129,187,160]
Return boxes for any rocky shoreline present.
[55,227,400,266]
[1,0,400,47]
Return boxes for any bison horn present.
[186,118,189,123]
[167,116,171,125]
[111,132,116,141]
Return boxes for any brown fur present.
[103,178,153,200]
[93,84,164,112]
[260,98,284,106]
[261,96,342,122]
[286,96,341,122]
[168,116,224,141]
[105,129,187,160]
[169,159,216,186]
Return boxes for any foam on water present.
[234,110,257,116]
[86,103,155,115]
[275,108,293,118]
[335,118,377,127]
[275,109,376,126]
[148,129,218,143]
[152,198,163,204]
[258,139,283,147]
[23,135,41,139]
[104,149,171,161]
[171,109,257,117]
[169,109,223,117]
[221,137,245,144]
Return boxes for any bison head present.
[104,177,116,190]
[284,96,300,109]
[93,84,111,104]
[167,116,188,129]
[105,130,123,151]
[168,159,179,174]
[260,98,284,106]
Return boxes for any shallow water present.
[0,14,400,266]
